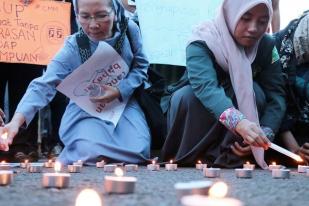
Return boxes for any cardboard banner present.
[57,42,130,126]
[0,0,71,65]
[135,0,223,66]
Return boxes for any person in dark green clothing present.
[274,11,309,164]
[161,0,286,169]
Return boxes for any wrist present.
[219,107,246,133]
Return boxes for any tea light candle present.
[195,160,207,170]
[181,182,243,206]
[42,162,71,189]
[203,168,221,178]
[104,168,137,194]
[272,169,290,179]
[124,164,138,172]
[44,160,54,168]
[27,163,43,173]
[297,165,309,173]
[0,161,10,170]
[147,160,160,171]
[20,159,30,168]
[235,168,253,178]
[174,180,213,199]
[165,160,177,171]
[268,162,281,170]
[75,189,102,206]
[73,160,83,167]
[96,160,105,168]
[68,165,82,173]
[0,170,13,186]
[243,161,255,170]
[103,164,117,173]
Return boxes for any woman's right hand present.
[0,121,21,151]
[235,119,270,150]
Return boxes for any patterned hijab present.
[293,13,309,65]
[188,0,273,169]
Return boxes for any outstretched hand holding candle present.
[0,113,25,151]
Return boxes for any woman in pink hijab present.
[161,0,286,169]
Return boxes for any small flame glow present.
[246,161,250,165]
[25,159,29,164]
[1,160,6,164]
[152,160,156,165]
[197,160,202,164]
[295,156,303,162]
[1,132,8,140]
[48,159,52,163]
[170,160,173,164]
[115,167,124,177]
[209,182,228,198]
[75,189,102,206]
[54,161,61,173]
[272,162,276,165]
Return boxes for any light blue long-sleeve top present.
[16,20,151,165]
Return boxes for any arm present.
[271,0,280,33]
[117,20,149,102]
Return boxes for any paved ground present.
[0,165,308,206]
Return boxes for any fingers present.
[231,142,252,157]
[235,142,251,153]
[231,144,245,157]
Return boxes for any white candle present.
[165,160,177,171]
[96,160,105,168]
[124,164,138,172]
[68,165,82,173]
[235,168,253,178]
[174,180,213,199]
[73,160,83,167]
[42,162,71,189]
[268,162,282,170]
[44,160,54,168]
[272,169,290,179]
[181,182,243,206]
[269,143,303,162]
[104,168,137,194]
[104,164,117,173]
[297,165,309,173]
[0,170,13,186]
[20,159,30,168]
[27,163,43,173]
[203,168,221,178]
[243,161,255,170]
[75,189,102,206]
[195,160,207,170]
[147,161,160,171]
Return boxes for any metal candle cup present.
[68,165,82,173]
[147,161,160,171]
[203,168,221,178]
[243,162,255,170]
[272,169,290,179]
[104,168,137,194]
[0,170,13,186]
[96,160,105,168]
[27,163,43,173]
[44,160,54,168]
[42,172,71,188]
[174,180,213,199]
[124,164,138,172]
[268,162,282,170]
[73,160,83,167]
[104,164,117,173]
[195,161,207,170]
[165,160,177,171]
[20,160,30,168]
[235,168,253,178]
[0,162,10,170]
[297,165,309,173]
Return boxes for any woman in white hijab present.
[161,0,286,168]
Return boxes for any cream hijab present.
[189,0,273,169]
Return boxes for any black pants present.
[0,63,42,159]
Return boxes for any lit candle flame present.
[197,160,202,164]
[295,156,303,162]
[1,132,8,140]
[115,167,124,177]
[48,159,52,163]
[1,160,5,164]
[209,182,228,198]
[170,160,173,164]
[25,159,29,164]
[75,189,102,206]
[246,161,250,165]
[152,160,156,165]
[272,162,276,166]
[54,161,61,173]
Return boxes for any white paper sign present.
[57,42,129,126]
[136,0,223,66]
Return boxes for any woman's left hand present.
[89,85,121,104]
